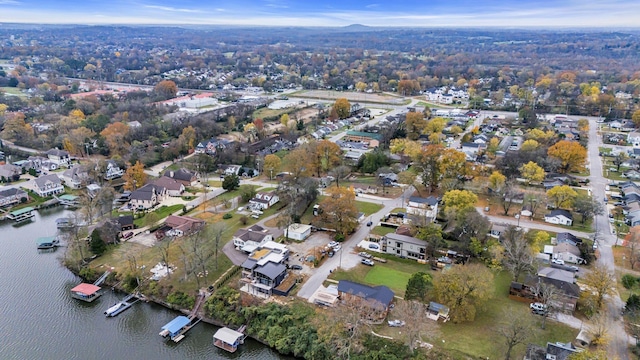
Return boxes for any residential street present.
[297,186,414,299]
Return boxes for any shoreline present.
[69,267,287,357]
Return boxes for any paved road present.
[587,118,632,359]
[1,139,40,154]
[297,186,414,299]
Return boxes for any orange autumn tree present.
[100,122,130,156]
[547,140,587,173]
[123,161,147,191]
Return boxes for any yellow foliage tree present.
[123,161,148,191]
[318,186,359,236]
[519,161,545,184]
[442,189,478,212]
[178,125,197,152]
[425,117,447,134]
[520,139,539,152]
[547,140,587,173]
[263,154,282,179]
[0,103,8,116]
[332,98,351,119]
[389,139,422,161]
[69,109,86,121]
[439,149,467,179]
[546,185,578,208]
[280,113,290,127]
[488,171,506,192]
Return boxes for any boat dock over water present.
[70,271,111,302]
[104,294,139,317]
[213,325,247,353]
[7,207,35,223]
[159,294,204,343]
[36,236,60,250]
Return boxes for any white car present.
[328,241,339,248]
[332,245,342,252]
[361,259,375,266]
[551,259,565,265]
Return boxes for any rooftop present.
[70,283,101,296]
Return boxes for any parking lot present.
[286,232,335,275]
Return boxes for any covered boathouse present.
[70,283,102,302]
[159,316,193,343]
[213,327,246,353]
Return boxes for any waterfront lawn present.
[355,201,383,216]
[437,271,578,358]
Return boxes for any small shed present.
[213,327,246,353]
[286,223,312,241]
[427,301,450,322]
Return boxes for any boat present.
[36,236,59,250]
[104,294,139,317]
[56,217,75,229]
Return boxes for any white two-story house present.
[103,160,124,180]
[249,191,279,210]
[233,225,274,253]
[33,174,65,197]
[46,149,71,168]
[406,196,439,223]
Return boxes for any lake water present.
[0,206,287,360]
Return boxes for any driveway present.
[297,186,414,299]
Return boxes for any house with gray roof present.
[406,196,439,222]
[233,225,273,253]
[103,160,124,180]
[524,342,578,360]
[45,148,71,168]
[0,164,21,182]
[163,168,198,186]
[33,173,64,197]
[151,176,185,197]
[129,184,166,210]
[240,241,289,297]
[0,187,29,207]
[545,209,573,226]
[60,166,90,189]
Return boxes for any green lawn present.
[252,107,290,120]
[363,266,412,294]
[438,271,578,358]
[133,204,184,227]
[355,201,383,216]
[215,185,259,202]
[369,226,396,236]
[0,87,27,97]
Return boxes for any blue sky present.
[0,0,638,27]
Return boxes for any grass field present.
[355,201,383,216]
[252,107,290,120]
[369,226,396,236]
[438,271,578,358]
[0,87,27,97]
[133,204,183,227]
[363,266,412,294]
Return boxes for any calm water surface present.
[0,207,287,360]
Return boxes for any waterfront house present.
[337,280,395,320]
[34,173,64,197]
[163,168,198,186]
[116,215,135,231]
[60,166,90,189]
[0,187,28,207]
[240,241,289,297]
[103,160,124,180]
[383,232,427,261]
[46,148,71,168]
[233,225,273,253]
[249,191,279,210]
[151,176,185,197]
[129,184,166,210]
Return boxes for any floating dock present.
[36,236,60,250]
[56,217,75,229]
[159,316,201,343]
[7,207,35,223]
[104,294,139,317]
[213,325,247,353]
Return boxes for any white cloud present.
[0,0,20,5]
[144,5,201,13]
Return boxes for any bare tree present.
[628,227,640,270]
[582,265,616,311]
[524,193,545,220]
[498,316,535,360]
[532,281,560,330]
[330,165,351,187]
[499,182,520,216]
[587,311,611,347]
[502,226,534,282]
[393,299,440,354]
[157,237,172,280]
[210,224,225,270]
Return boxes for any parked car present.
[388,320,405,327]
[122,232,134,240]
[569,265,579,272]
[551,259,565,265]
[289,265,303,270]
[251,214,260,219]
[368,243,380,250]
[358,252,372,259]
[366,221,373,227]
[361,259,375,266]
[328,251,335,257]
[530,302,547,312]
[328,241,339,248]
[332,245,342,252]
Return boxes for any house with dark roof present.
[116,215,134,231]
[0,187,28,207]
[556,232,581,247]
[163,168,198,186]
[233,225,273,253]
[406,196,438,222]
[545,209,573,226]
[524,342,578,360]
[60,165,90,189]
[33,174,64,197]
[526,267,580,312]
[553,243,583,264]
[151,176,185,197]
[129,184,166,210]
[0,164,21,182]
[240,241,289,297]
[337,280,395,319]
